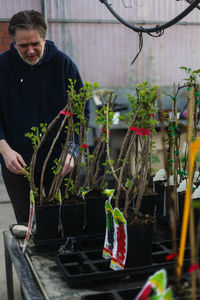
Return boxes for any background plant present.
[80,91,117,195]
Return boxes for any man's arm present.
[61,153,75,177]
[61,143,79,177]
[0,139,26,174]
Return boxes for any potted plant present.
[79,90,118,234]
[154,67,200,231]
[24,80,98,240]
[103,81,159,267]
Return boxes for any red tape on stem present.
[188,264,199,273]
[80,144,89,149]
[60,110,74,116]
[165,252,178,261]
[129,127,150,136]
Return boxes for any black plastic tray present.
[81,278,198,300]
[81,287,141,300]
[56,240,192,288]
[33,233,105,252]
[81,285,198,300]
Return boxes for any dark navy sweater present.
[0,40,88,168]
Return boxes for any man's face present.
[14,29,46,65]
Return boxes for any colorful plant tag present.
[103,189,115,203]
[135,269,173,300]
[110,208,127,270]
[22,190,35,253]
[103,201,114,259]
[56,189,64,238]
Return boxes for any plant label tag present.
[22,190,35,253]
[110,208,127,270]
[135,269,173,300]
[103,201,114,259]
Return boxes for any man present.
[0,10,88,223]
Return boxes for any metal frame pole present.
[4,231,14,300]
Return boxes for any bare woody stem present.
[29,103,69,196]
[134,137,150,214]
[40,111,71,205]
[47,117,74,203]
[115,105,142,170]
[73,91,88,192]
[106,99,126,197]
[93,142,106,188]
[123,135,145,215]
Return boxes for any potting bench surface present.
[3,229,195,300]
[3,230,145,300]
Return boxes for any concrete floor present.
[0,167,21,300]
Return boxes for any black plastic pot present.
[139,192,159,216]
[126,221,154,267]
[61,202,85,237]
[35,205,60,240]
[85,195,107,234]
[178,192,200,230]
[154,181,169,227]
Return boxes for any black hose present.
[99,0,200,33]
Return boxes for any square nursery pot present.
[61,201,85,237]
[35,205,60,240]
[139,192,159,216]
[154,181,169,227]
[126,220,154,268]
[85,194,107,235]
[178,191,200,232]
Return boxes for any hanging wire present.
[131,31,143,65]
[130,26,164,65]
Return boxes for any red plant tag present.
[60,110,74,116]
[165,252,178,261]
[129,127,150,136]
[188,264,200,273]
[110,208,127,270]
[136,283,153,300]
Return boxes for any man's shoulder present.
[46,40,73,63]
[45,40,79,74]
[0,50,10,67]
[0,49,10,59]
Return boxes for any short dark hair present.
[8,10,47,41]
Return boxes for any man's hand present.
[62,154,75,177]
[0,139,26,174]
